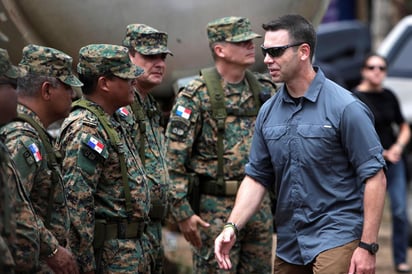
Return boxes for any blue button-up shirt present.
[245,68,386,265]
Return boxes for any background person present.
[214,14,387,274]
[166,16,276,273]
[1,44,81,274]
[121,23,174,274]
[353,53,411,273]
[0,48,26,274]
[58,44,152,273]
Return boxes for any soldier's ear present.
[97,76,111,94]
[214,43,226,58]
[40,81,52,100]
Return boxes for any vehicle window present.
[387,27,412,78]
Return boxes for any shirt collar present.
[280,66,326,104]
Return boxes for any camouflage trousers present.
[193,192,273,274]
[145,220,164,274]
[96,234,153,273]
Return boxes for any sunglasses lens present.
[367,65,386,71]
[262,47,284,58]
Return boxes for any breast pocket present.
[296,124,338,165]
[262,125,288,165]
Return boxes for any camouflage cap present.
[0,48,26,79]
[207,16,261,44]
[19,44,83,87]
[77,44,144,79]
[122,24,173,56]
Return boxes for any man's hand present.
[178,214,210,248]
[348,247,376,274]
[45,245,79,274]
[214,226,236,270]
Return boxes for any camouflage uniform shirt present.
[166,73,276,220]
[58,100,150,272]
[0,137,15,273]
[116,91,172,273]
[1,104,68,270]
[166,72,276,272]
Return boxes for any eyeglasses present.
[365,65,386,71]
[260,42,305,58]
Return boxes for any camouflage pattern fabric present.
[116,91,173,274]
[122,24,173,56]
[2,137,44,273]
[77,44,144,78]
[207,16,261,44]
[0,138,15,273]
[58,100,151,273]
[1,104,68,273]
[0,48,26,79]
[19,44,82,87]
[165,73,276,273]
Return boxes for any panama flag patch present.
[28,143,42,162]
[176,105,191,119]
[87,136,105,154]
[117,107,129,117]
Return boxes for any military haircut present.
[17,73,59,96]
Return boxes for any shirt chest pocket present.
[296,124,339,164]
[263,125,289,165]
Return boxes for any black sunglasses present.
[365,65,386,72]
[260,42,305,58]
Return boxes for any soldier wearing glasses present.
[215,14,387,274]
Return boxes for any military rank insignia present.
[28,143,42,162]
[176,105,191,119]
[87,136,105,154]
[116,107,130,117]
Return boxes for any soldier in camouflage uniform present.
[0,44,82,274]
[165,17,276,273]
[57,44,152,273]
[0,48,26,274]
[120,24,173,273]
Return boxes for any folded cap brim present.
[136,45,174,56]
[226,32,261,42]
[112,64,144,80]
[59,74,83,87]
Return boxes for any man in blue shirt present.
[215,14,387,274]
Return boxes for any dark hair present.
[78,72,116,95]
[262,14,316,60]
[362,52,388,68]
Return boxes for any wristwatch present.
[358,241,379,255]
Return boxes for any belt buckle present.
[225,180,239,196]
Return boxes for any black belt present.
[199,179,241,196]
[93,220,146,248]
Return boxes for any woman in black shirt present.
[353,53,411,273]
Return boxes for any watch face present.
[371,243,379,254]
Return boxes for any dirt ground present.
[162,200,410,274]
